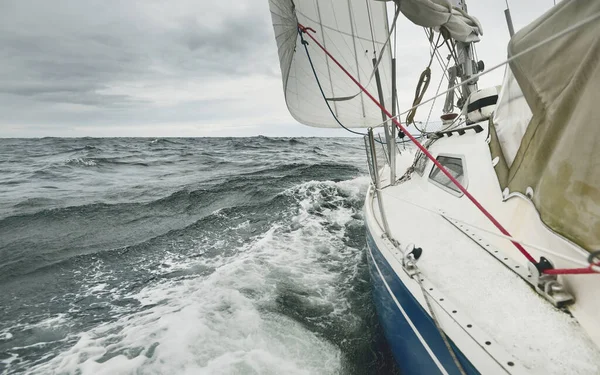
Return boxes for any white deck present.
[368,126,600,374]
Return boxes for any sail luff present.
[347,0,366,118]
[364,0,377,55]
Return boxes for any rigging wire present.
[393,2,404,148]
[423,51,452,132]
[443,35,460,68]
[368,9,600,129]
[405,32,441,127]
[424,28,452,83]
[407,29,453,134]
[411,121,427,134]
[427,30,465,110]
[422,28,464,123]
[298,22,599,275]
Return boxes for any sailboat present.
[267,0,600,373]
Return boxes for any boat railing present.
[364,129,387,187]
[364,128,392,235]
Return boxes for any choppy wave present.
[0,137,398,375]
[25,178,364,374]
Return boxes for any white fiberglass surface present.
[377,139,600,374]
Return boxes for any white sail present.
[268,0,393,128]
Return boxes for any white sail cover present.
[493,66,532,167]
[268,0,393,128]
[389,0,482,43]
[489,0,600,251]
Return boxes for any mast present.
[377,0,396,185]
[390,56,397,184]
[367,0,395,183]
[389,1,398,185]
[454,0,479,106]
[373,58,391,155]
[504,0,516,37]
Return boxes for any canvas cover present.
[490,0,600,251]
[493,66,532,168]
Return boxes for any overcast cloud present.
[0,0,555,137]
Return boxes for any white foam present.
[87,283,108,293]
[29,178,367,374]
[0,331,13,341]
[65,158,97,166]
[0,353,18,367]
[31,314,69,330]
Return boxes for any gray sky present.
[0,0,555,137]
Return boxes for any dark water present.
[0,137,398,374]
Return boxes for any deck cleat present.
[528,257,575,308]
[402,244,423,276]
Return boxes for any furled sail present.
[489,0,600,251]
[268,0,393,128]
[381,0,482,43]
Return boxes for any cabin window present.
[428,154,467,197]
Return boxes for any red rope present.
[297,24,598,276]
[544,266,597,275]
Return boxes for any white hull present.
[364,121,600,374]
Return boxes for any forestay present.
[268,0,393,128]
[490,0,600,251]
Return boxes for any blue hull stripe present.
[366,228,480,375]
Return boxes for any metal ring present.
[587,250,600,266]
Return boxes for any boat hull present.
[366,226,479,375]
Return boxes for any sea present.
[0,137,400,375]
